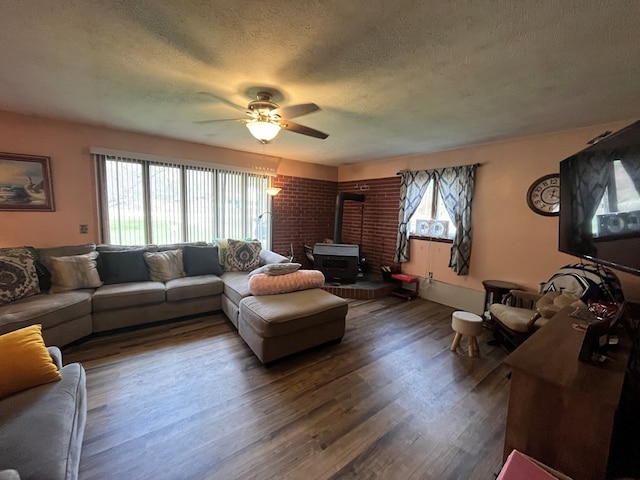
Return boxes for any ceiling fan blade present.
[196,92,248,112]
[273,103,320,119]
[280,120,329,139]
[193,118,244,124]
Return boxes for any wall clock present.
[526,174,560,216]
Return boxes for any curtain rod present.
[396,163,481,175]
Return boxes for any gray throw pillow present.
[48,251,103,293]
[143,250,186,282]
[183,245,223,276]
[248,263,302,277]
[98,249,150,284]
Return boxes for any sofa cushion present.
[98,249,150,284]
[143,250,186,282]
[0,290,93,335]
[97,244,158,252]
[220,271,252,306]
[240,288,348,338]
[182,245,223,276]
[48,252,103,293]
[0,362,86,480]
[165,275,224,302]
[0,254,40,304]
[157,241,208,252]
[92,282,166,312]
[225,239,261,272]
[0,324,61,399]
[489,303,549,333]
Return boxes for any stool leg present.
[467,337,474,357]
[472,337,480,356]
[451,332,462,351]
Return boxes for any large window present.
[96,153,271,248]
[408,180,456,240]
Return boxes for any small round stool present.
[451,311,483,357]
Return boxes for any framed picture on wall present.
[0,152,55,211]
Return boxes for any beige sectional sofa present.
[0,242,348,362]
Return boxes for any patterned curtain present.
[394,171,433,262]
[566,150,614,255]
[434,164,477,275]
[621,149,640,194]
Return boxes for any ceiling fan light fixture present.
[246,120,281,143]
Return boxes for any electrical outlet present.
[428,272,433,279]
[79,224,88,234]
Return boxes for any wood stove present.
[313,243,360,283]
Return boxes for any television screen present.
[559,120,640,276]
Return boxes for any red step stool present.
[391,273,419,300]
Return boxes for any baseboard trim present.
[418,278,484,315]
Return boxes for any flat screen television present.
[559,120,640,276]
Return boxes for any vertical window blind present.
[96,154,271,248]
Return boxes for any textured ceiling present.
[1,1,639,166]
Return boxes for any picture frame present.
[0,152,55,211]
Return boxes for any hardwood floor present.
[63,296,511,480]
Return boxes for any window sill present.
[409,235,453,244]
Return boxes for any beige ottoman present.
[238,288,348,364]
[451,311,483,357]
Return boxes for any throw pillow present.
[98,249,150,284]
[0,254,40,304]
[182,245,223,276]
[143,250,186,282]
[248,262,301,277]
[0,324,61,399]
[225,239,261,272]
[48,251,103,293]
[0,246,50,291]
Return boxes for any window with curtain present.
[395,165,477,275]
[408,180,457,240]
[96,154,271,248]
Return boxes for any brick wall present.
[271,175,401,274]
[271,175,337,268]
[338,177,401,274]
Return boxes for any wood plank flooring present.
[63,296,511,480]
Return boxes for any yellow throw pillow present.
[0,324,61,399]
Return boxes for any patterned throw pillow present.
[0,246,50,291]
[48,251,103,293]
[225,239,262,272]
[0,254,40,304]
[143,250,186,282]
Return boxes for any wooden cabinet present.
[503,307,631,480]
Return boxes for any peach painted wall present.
[339,120,640,301]
[0,110,335,248]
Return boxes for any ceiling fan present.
[197,91,329,144]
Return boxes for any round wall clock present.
[526,174,560,216]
